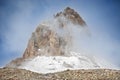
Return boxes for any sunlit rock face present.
[23,7,87,58]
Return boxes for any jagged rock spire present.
[23,7,86,59]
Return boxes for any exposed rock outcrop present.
[23,7,86,59]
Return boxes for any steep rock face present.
[23,7,86,59]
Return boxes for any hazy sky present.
[0,0,120,67]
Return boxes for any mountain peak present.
[22,7,87,59]
[55,7,86,26]
[6,7,88,68]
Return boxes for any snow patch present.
[18,51,117,74]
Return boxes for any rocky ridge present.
[0,68,120,80]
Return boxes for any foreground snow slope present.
[18,52,116,74]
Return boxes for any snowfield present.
[19,51,117,74]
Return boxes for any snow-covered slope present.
[18,51,115,74]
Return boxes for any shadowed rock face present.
[6,7,86,68]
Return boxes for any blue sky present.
[0,0,120,67]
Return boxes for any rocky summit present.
[6,7,87,68]
[22,7,86,58]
